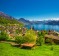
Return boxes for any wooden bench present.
[21,43,35,49]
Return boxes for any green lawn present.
[0,42,59,56]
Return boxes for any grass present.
[0,42,59,56]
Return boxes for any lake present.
[25,24,59,32]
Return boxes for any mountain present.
[32,20,59,25]
[18,18,32,25]
[44,20,59,25]
[19,18,59,25]
[1,11,59,25]
[0,12,19,24]
[31,21,44,24]
[0,12,23,26]
[0,12,14,19]
[18,18,44,25]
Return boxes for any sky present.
[0,0,59,21]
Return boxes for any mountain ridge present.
[0,12,23,26]
[18,18,59,25]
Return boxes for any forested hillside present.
[0,12,24,27]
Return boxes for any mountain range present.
[0,12,14,19]
[0,11,59,25]
[18,18,59,25]
[18,18,32,25]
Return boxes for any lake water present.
[25,24,59,32]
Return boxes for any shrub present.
[0,31,9,41]
[15,35,24,44]
[36,31,45,46]
[24,30,37,43]
[15,30,37,44]
[36,36,44,46]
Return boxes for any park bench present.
[21,43,35,49]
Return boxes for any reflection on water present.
[25,24,59,32]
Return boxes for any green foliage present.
[15,36,24,44]
[15,30,37,44]
[15,29,22,34]
[38,31,42,36]
[0,16,24,27]
[0,31,9,41]
[36,31,45,46]
[15,29,20,34]
[45,38,51,43]
[24,30,37,43]
[36,36,44,46]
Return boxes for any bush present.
[36,36,44,46]
[15,30,37,44]
[15,35,24,44]
[24,30,37,43]
[39,36,44,46]
[0,31,9,41]
[36,31,45,46]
